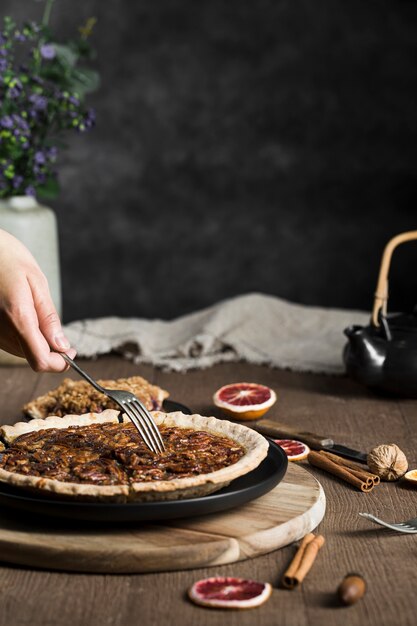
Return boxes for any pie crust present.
[22,376,169,419]
[0,411,269,502]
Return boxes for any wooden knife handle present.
[251,419,333,450]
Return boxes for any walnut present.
[367,444,408,481]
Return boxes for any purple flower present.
[1,116,13,129]
[34,151,46,165]
[40,44,55,60]
[47,146,58,160]
[12,114,29,131]
[12,175,23,189]
[0,17,97,200]
[29,93,48,111]
[7,79,22,98]
[35,172,46,184]
[83,108,96,130]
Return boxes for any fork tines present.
[128,398,165,454]
[359,512,417,533]
[118,397,165,454]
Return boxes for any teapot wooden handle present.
[372,230,417,326]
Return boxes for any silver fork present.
[60,353,165,454]
[359,512,417,534]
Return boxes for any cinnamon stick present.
[282,534,325,589]
[282,533,315,582]
[319,452,373,487]
[320,450,380,485]
[308,451,373,492]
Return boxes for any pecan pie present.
[0,411,269,501]
[23,376,169,419]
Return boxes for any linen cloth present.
[64,293,369,374]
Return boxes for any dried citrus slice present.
[188,576,272,609]
[213,382,276,420]
[403,469,417,485]
[273,439,310,461]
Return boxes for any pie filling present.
[0,422,245,486]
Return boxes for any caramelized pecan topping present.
[0,423,245,486]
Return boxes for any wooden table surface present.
[0,356,416,626]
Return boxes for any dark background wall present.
[2,0,417,322]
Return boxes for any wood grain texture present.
[0,463,325,574]
[0,357,416,626]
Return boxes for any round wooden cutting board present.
[0,463,325,573]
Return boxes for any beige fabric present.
[64,293,369,374]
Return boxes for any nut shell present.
[367,444,408,481]
[338,574,366,606]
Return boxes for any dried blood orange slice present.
[188,576,272,609]
[213,382,276,421]
[273,439,310,461]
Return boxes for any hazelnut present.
[338,574,366,606]
[367,444,408,481]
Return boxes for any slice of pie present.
[0,411,269,502]
[23,376,169,419]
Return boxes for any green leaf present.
[51,43,79,68]
[3,16,16,35]
[68,67,100,96]
[37,177,60,200]
[9,146,25,160]
[73,38,95,60]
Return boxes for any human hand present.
[0,229,76,371]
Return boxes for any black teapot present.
[343,231,417,397]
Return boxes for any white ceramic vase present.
[0,195,62,365]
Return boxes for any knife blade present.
[250,419,368,464]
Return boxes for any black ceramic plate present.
[162,399,192,414]
[0,442,287,523]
